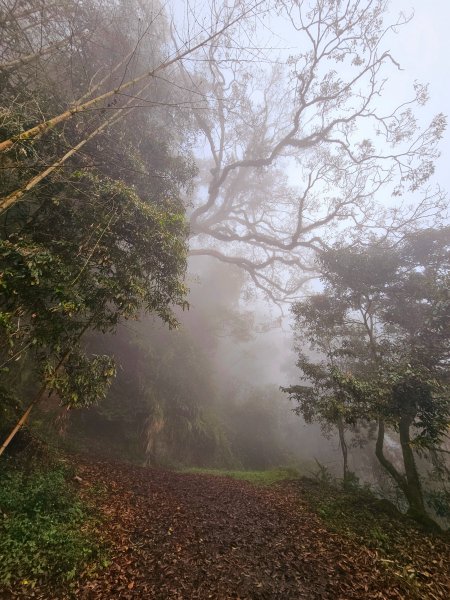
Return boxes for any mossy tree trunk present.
[375,418,439,529]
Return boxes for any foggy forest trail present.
[61,461,446,600]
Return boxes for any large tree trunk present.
[337,416,349,484]
[398,414,426,517]
[375,418,439,530]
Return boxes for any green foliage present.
[310,460,335,486]
[45,351,116,409]
[300,479,450,600]
[0,385,20,437]
[285,228,450,519]
[300,476,429,551]
[425,489,450,519]
[0,461,105,589]
[342,470,361,491]
[0,0,194,428]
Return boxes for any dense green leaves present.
[0,169,189,414]
[0,462,104,587]
[45,351,116,409]
[0,1,193,423]
[284,227,450,520]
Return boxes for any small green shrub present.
[0,462,104,588]
[342,470,360,491]
[426,489,450,519]
[310,459,335,485]
[369,525,391,550]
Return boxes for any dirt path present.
[63,461,448,600]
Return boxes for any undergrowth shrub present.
[0,460,104,588]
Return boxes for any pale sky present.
[170,0,450,200]
[175,0,450,387]
[387,0,450,196]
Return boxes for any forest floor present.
[5,459,450,599]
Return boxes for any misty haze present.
[0,0,449,598]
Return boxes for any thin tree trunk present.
[0,38,68,71]
[76,49,135,104]
[375,418,408,493]
[0,120,112,213]
[0,7,254,153]
[1,112,117,213]
[0,318,93,457]
[0,77,153,214]
[0,384,47,457]
[398,414,426,515]
[337,416,349,484]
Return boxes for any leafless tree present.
[1,0,447,304]
[175,0,446,302]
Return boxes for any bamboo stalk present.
[0,385,47,458]
[0,114,115,213]
[0,78,152,214]
[0,39,68,71]
[0,6,256,153]
[0,319,92,457]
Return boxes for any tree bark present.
[398,414,426,516]
[0,76,154,214]
[0,119,114,213]
[375,418,409,494]
[337,416,349,484]
[375,417,439,528]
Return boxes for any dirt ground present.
[65,461,449,600]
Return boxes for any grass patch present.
[182,466,300,486]
[0,456,107,592]
[299,477,414,551]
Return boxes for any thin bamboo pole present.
[0,39,68,71]
[0,385,47,458]
[0,6,257,153]
[0,78,152,214]
[0,319,92,457]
